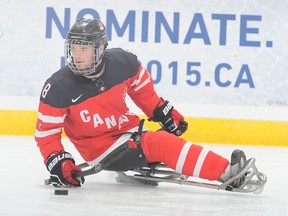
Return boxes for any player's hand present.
[149,98,188,136]
[46,151,84,187]
[172,117,188,136]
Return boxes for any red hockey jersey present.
[35,48,161,165]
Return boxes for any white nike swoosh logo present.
[71,94,83,103]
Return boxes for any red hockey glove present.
[46,151,84,187]
[149,98,188,136]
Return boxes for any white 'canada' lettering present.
[79,110,130,129]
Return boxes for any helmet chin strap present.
[84,56,105,79]
[88,55,105,77]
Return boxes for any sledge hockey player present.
[35,18,255,190]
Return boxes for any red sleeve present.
[35,101,68,162]
[127,65,161,117]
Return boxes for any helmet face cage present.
[65,39,101,76]
[64,18,108,76]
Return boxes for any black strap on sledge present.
[101,119,148,171]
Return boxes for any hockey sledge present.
[45,157,267,194]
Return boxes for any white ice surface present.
[0,136,287,216]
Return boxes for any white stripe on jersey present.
[175,142,192,173]
[193,148,209,177]
[134,77,150,91]
[35,128,62,138]
[131,67,145,87]
[38,112,66,123]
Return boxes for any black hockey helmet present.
[65,18,108,76]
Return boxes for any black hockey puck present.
[54,189,69,195]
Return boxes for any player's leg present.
[141,130,248,188]
[140,130,229,181]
